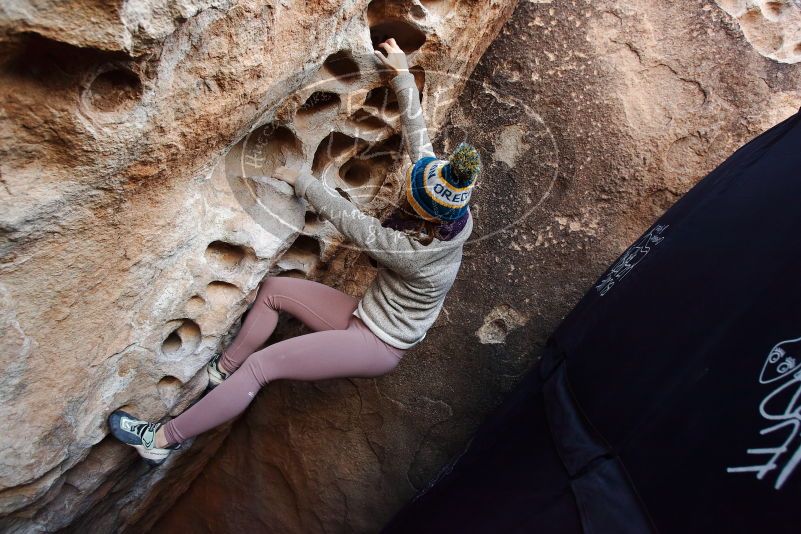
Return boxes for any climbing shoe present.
[207,352,230,388]
[107,410,180,466]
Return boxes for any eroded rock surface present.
[715,0,801,63]
[0,0,515,532]
[2,0,801,532]
[154,0,801,532]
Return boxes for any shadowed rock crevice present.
[276,269,306,279]
[2,33,135,84]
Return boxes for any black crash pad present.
[382,108,801,534]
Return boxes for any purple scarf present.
[381,209,470,241]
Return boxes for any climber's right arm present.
[389,70,436,163]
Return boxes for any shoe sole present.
[134,444,171,466]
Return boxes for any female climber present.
[107,38,482,465]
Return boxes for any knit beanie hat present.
[405,142,481,222]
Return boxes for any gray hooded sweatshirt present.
[293,71,473,349]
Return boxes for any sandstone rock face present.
[2,0,800,533]
[0,0,516,532]
[715,0,801,63]
[154,0,801,532]
[0,0,231,55]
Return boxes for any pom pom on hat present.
[448,142,481,185]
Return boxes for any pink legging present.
[162,275,407,446]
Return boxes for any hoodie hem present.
[353,303,424,350]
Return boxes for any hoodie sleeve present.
[389,71,436,164]
[294,172,424,278]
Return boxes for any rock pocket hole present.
[401,65,426,109]
[231,123,304,177]
[312,131,367,175]
[277,236,322,274]
[763,1,788,18]
[305,211,321,225]
[205,241,251,272]
[350,109,390,131]
[370,19,427,54]
[323,50,360,82]
[206,281,241,307]
[491,318,509,334]
[87,67,142,113]
[337,134,402,203]
[162,332,182,354]
[741,7,763,23]
[364,86,399,115]
[185,295,206,315]
[157,376,183,409]
[303,210,324,233]
[291,235,322,257]
[339,159,373,188]
[297,91,341,117]
[161,319,201,359]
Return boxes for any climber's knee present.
[240,352,275,389]
[256,275,283,310]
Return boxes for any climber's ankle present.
[219,359,234,375]
[155,426,171,449]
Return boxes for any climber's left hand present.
[273,165,301,187]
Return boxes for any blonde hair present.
[396,198,441,245]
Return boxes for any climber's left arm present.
[374,37,436,164]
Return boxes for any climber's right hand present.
[374,38,409,74]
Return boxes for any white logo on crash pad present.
[595,224,669,296]
[727,336,801,490]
